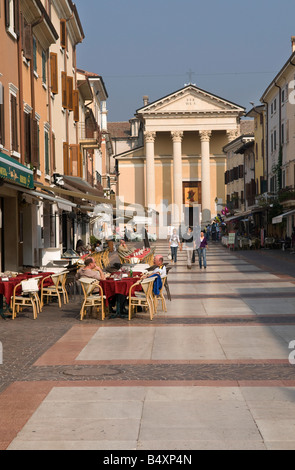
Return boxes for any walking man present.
[197,231,208,269]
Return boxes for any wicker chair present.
[153,275,167,313]
[11,277,42,320]
[78,277,105,321]
[127,277,156,321]
[40,273,62,309]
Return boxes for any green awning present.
[0,152,34,189]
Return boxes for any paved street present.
[1,242,295,450]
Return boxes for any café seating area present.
[1,243,170,322]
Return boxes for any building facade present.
[116,85,245,236]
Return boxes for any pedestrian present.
[181,226,195,270]
[169,228,180,264]
[211,223,216,241]
[197,231,208,269]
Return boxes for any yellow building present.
[116,85,245,236]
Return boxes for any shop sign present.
[0,152,34,189]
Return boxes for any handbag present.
[167,253,172,261]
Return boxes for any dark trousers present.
[171,246,178,262]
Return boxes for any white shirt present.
[153,265,167,277]
[169,234,180,247]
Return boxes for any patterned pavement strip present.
[1,243,295,450]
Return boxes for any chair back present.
[51,273,61,287]
[59,270,69,285]
[21,278,40,293]
[79,277,100,297]
[141,277,156,296]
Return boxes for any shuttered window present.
[45,130,50,174]
[70,144,79,176]
[50,53,58,94]
[33,36,37,72]
[78,148,82,178]
[66,76,73,111]
[73,90,79,122]
[60,19,67,49]
[52,132,56,172]
[4,0,19,34]
[63,142,69,175]
[0,84,4,147]
[22,21,32,61]
[42,50,47,84]
[61,72,67,108]
[10,93,18,152]
[31,117,39,167]
[24,112,31,163]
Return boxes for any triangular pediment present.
[137,85,245,116]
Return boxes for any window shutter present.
[45,131,50,174]
[61,72,67,108]
[60,19,67,49]
[70,144,79,176]
[0,84,5,147]
[24,112,31,163]
[50,53,58,94]
[5,0,10,28]
[52,132,56,172]
[73,90,79,122]
[66,76,73,111]
[24,22,32,61]
[31,117,39,167]
[63,142,69,175]
[13,0,20,37]
[78,149,83,178]
[10,94,18,152]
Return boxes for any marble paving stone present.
[163,299,207,316]
[76,327,156,361]
[243,298,295,315]
[213,325,294,360]
[137,439,266,450]
[202,298,254,316]
[7,386,278,450]
[8,440,138,450]
[151,326,226,360]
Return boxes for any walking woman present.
[182,226,195,270]
[198,231,208,269]
[169,228,180,264]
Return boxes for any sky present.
[75,0,295,123]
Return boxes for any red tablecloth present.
[127,248,151,260]
[0,272,54,305]
[99,275,142,306]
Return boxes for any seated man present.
[143,255,166,297]
[76,257,106,293]
[151,255,166,277]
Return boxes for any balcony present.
[278,187,295,208]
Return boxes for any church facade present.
[115,85,245,237]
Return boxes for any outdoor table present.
[0,272,54,319]
[99,273,142,317]
[127,248,151,262]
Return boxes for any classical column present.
[171,131,184,225]
[199,130,212,224]
[144,131,156,209]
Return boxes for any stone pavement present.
[1,242,295,450]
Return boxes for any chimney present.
[143,95,149,106]
[291,36,295,53]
